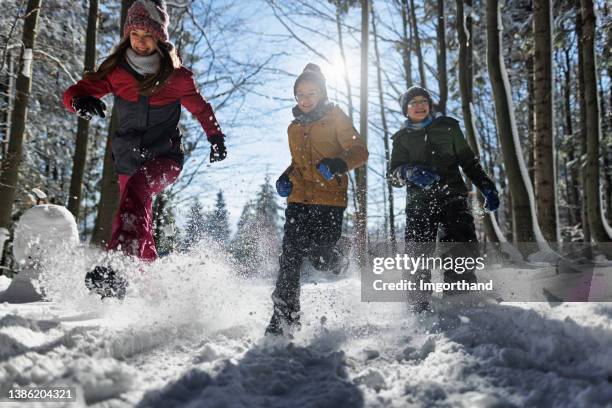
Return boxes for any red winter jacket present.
[64,58,223,175]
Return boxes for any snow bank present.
[0,205,79,304]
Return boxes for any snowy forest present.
[0,0,611,269]
[0,0,611,407]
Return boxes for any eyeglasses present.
[295,92,320,102]
[407,99,429,108]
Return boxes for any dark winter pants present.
[404,195,478,302]
[271,203,345,321]
[107,157,181,261]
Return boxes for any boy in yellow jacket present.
[266,64,368,336]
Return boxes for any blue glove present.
[317,163,334,180]
[482,189,500,212]
[402,165,440,188]
[276,173,293,197]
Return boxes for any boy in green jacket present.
[389,86,499,312]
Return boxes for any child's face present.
[129,29,157,56]
[295,81,323,113]
[406,97,430,123]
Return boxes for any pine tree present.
[230,200,257,266]
[253,175,281,234]
[183,199,206,250]
[230,176,281,275]
[203,190,230,246]
[153,192,180,257]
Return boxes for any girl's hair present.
[85,36,181,96]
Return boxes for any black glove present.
[317,158,348,180]
[209,134,227,162]
[71,96,106,120]
[482,188,500,212]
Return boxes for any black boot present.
[265,295,301,337]
[265,309,301,337]
[85,266,128,299]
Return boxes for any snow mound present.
[12,204,79,265]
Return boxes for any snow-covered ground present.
[0,243,611,408]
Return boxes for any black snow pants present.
[404,193,479,305]
[270,203,345,325]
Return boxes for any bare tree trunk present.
[575,1,590,242]
[355,0,369,267]
[456,0,501,243]
[335,6,354,122]
[0,0,43,229]
[436,0,447,114]
[0,50,14,160]
[602,3,612,225]
[486,0,541,247]
[91,112,119,245]
[527,55,535,187]
[562,47,580,226]
[408,0,426,88]
[91,0,135,246]
[68,0,99,219]
[533,0,558,243]
[580,0,611,243]
[371,1,396,253]
[400,0,413,89]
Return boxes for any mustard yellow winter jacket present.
[285,105,368,207]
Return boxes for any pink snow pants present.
[107,157,181,261]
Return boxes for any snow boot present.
[85,266,128,299]
[265,305,301,337]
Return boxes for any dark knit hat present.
[399,86,432,116]
[123,0,169,44]
[294,63,327,98]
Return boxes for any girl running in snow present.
[265,63,368,336]
[389,86,499,312]
[63,0,227,298]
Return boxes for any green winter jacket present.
[389,116,495,203]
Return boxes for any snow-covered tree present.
[202,190,230,247]
[230,176,281,276]
[153,192,181,257]
[182,199,206,250]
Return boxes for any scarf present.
[402,112,441,131]
[125,48,161,76]
[292,100,333,125]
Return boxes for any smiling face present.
[406,97,430,123]
[295,80,323,113]
[129,29,157,56]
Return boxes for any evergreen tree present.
[253,175,281,235]
[230,200,257,266]
[230,176,281,275]
[153,192,181,257]
[203,190,231,246]
[183,199,206,250]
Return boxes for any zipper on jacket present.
[137,95,149,163]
